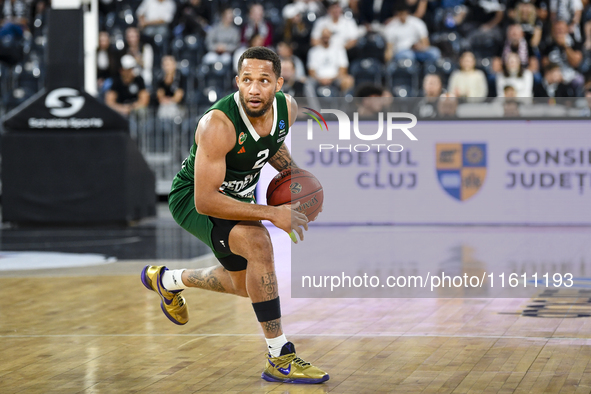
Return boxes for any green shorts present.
[168,175,253,271]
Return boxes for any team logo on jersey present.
[278,119,286,131]
[436,143,487,201]
[289,182,302,194]
[239,132,247,145]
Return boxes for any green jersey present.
[175,91,289,202]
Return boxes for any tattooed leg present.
[228,221,284,338]
[181,266,247,297]
[262,318,282,338]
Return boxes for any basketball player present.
[141,47,329,384]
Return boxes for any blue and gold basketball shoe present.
[262,342,329,384]
[141,265,188,325]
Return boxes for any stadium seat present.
[421,57,457,89]
[355,32,387,63]
[387,59,420,97]
[197,62,233,95]
[350,58,385,87]
[469,33,500,60]
[316,84,341,98]
[178,35,204,67]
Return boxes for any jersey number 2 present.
[252,149,269,169]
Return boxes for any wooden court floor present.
[1,257,591,394]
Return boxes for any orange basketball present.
[266,168,324,221]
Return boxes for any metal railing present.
[129,107,200,195]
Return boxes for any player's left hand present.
[290,202,308,243]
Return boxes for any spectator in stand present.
[384,4,441,63]
[283,5,314,65]
[495,24,537,70]
[124,27,154,87]
[358,0,396,26]
[156,55,186,119]
[136,0,176,42]
[307,28,355,94]
[460,0,505,52]
[496,52,535,97]
[503,87,522,116]
[233,34,265,73]
[281,58,314,97]
[1,0,29,31]
[504,85,518,97]
[586,85,591,108]
[448,51,488,98]
[241,3,273,47]
[542,20,584,92]
[97,31,121,92]
[550,0,583,40]
[355,84,393,119]
[282,0,324,20]
[173,0,211,38]
[510,0,544,50]
[437,92,458,117]
[533,62,578,96]
[311,0,359,51]
[106,55,150,117]
[277,41,306,80]
[203,8,240,66]
[415,73,444,117]
[405,0,429,19]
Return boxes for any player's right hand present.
[272,202,308,243]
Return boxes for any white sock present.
[265,334,288,357]
[161,269,187,291]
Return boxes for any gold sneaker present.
[141,265,188,325]
[262,342,329,384]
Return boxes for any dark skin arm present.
[266,95,323,222]
[267,94,299,171]
[193,109,308,238]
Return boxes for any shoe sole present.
[261,371,329,384]
[141,265,187,326]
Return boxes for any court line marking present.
[1,333,589,341]
[0,236,142,248]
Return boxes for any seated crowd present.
[2,0,591,118]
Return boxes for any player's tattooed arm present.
[268,143,298,172]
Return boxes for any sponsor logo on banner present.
[436,143,487,201]
[27,88,104,129]
[45,88,85,117]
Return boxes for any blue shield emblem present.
[436,143,487,201]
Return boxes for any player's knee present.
[232,224,273,259]
[249,229,273,254]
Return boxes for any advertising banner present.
[259,118,591,225]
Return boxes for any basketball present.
[266,168,324,221]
